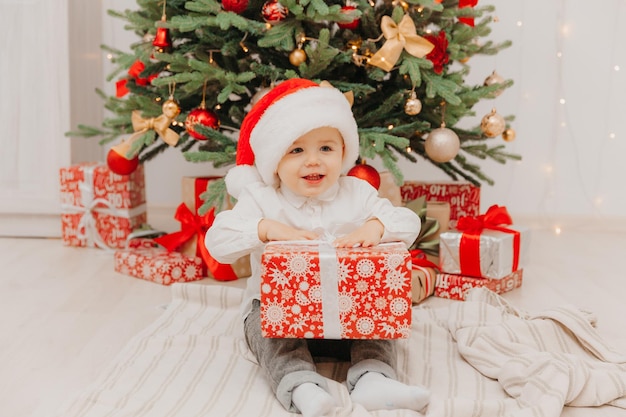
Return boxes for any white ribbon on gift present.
[267,237,343,339]
[61,164,146,250]
[318,241,343,339]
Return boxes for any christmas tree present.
[67,0,519,212]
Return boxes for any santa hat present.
[225,78,360,199]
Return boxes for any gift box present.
[434,269,523,301]
[59,162,147,249]
[406,198,451,266]
[409,250,437,304]
[261,241,412,339]
[183,176,251,278]
[400,181,480,222]
[114,238,204,285]
[154,177,251,280]
[439,205,529,279]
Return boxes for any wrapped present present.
[59,162,147,249]
[400,181,480,221]
[439,205,529,279]
[114,238,204,285]
[154,177,251,280]
[406,197,451,264]
[434,269,523,301]
[261,241,412,339]
[409,250,437,304]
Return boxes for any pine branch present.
[184,149,236,167]
[198,178,233,215]
[297,30,339,79]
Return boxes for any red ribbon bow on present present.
[409,249,439,270]
[455,205,520,278]
[154,203,238,281]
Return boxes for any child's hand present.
[258,218,318,242]
[333,218,384,248]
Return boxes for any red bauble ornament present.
[338,6,360,30]
[185,107,220,140]
[347,162,381,190]
[107,143,139,176]
[222,0,249,13]
[262,0,288,23]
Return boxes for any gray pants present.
[244,300,398,412]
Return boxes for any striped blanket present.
[53,285,626,417]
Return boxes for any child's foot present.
[350,372,430,412]
[292,382,335,417]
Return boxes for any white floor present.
[1,218,625,417]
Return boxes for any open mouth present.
[303,174,324,181]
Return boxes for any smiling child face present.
[276,127,345,198]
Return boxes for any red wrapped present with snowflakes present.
[260,241,412,339]
[434,269,523,301]
[114,238,204,285]
[59,162,146,249]
[400,181,480,222]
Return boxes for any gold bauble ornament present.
[289,48,307,66]
[480,108,506,138]
[424,126,460,163]
[483,70,505,97]
[502,128,517,142]
[162,97,181,119]
[404,91,422,116]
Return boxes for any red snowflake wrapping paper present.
[114,239,204,285]
[261,241,412,339]
[434,269,523,301]
[59,162,146,249]
[400,181,480,222]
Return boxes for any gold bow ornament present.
[113,109,180,160]
[369,14,435,72]
[129,109,180,147]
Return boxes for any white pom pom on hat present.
[224,78,360,199]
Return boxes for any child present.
[205,78,430,417]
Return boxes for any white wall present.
[101,0,626,224]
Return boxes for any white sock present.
[292,382,335,417]
[350,372,430,412]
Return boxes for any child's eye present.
[288,147,304,154]
[320,145,333,152]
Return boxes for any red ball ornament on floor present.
[222,0,249,13]
[185,107,220,140]
[107,146,139,176]
[338,6,360,30]
[347,162,381,190]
